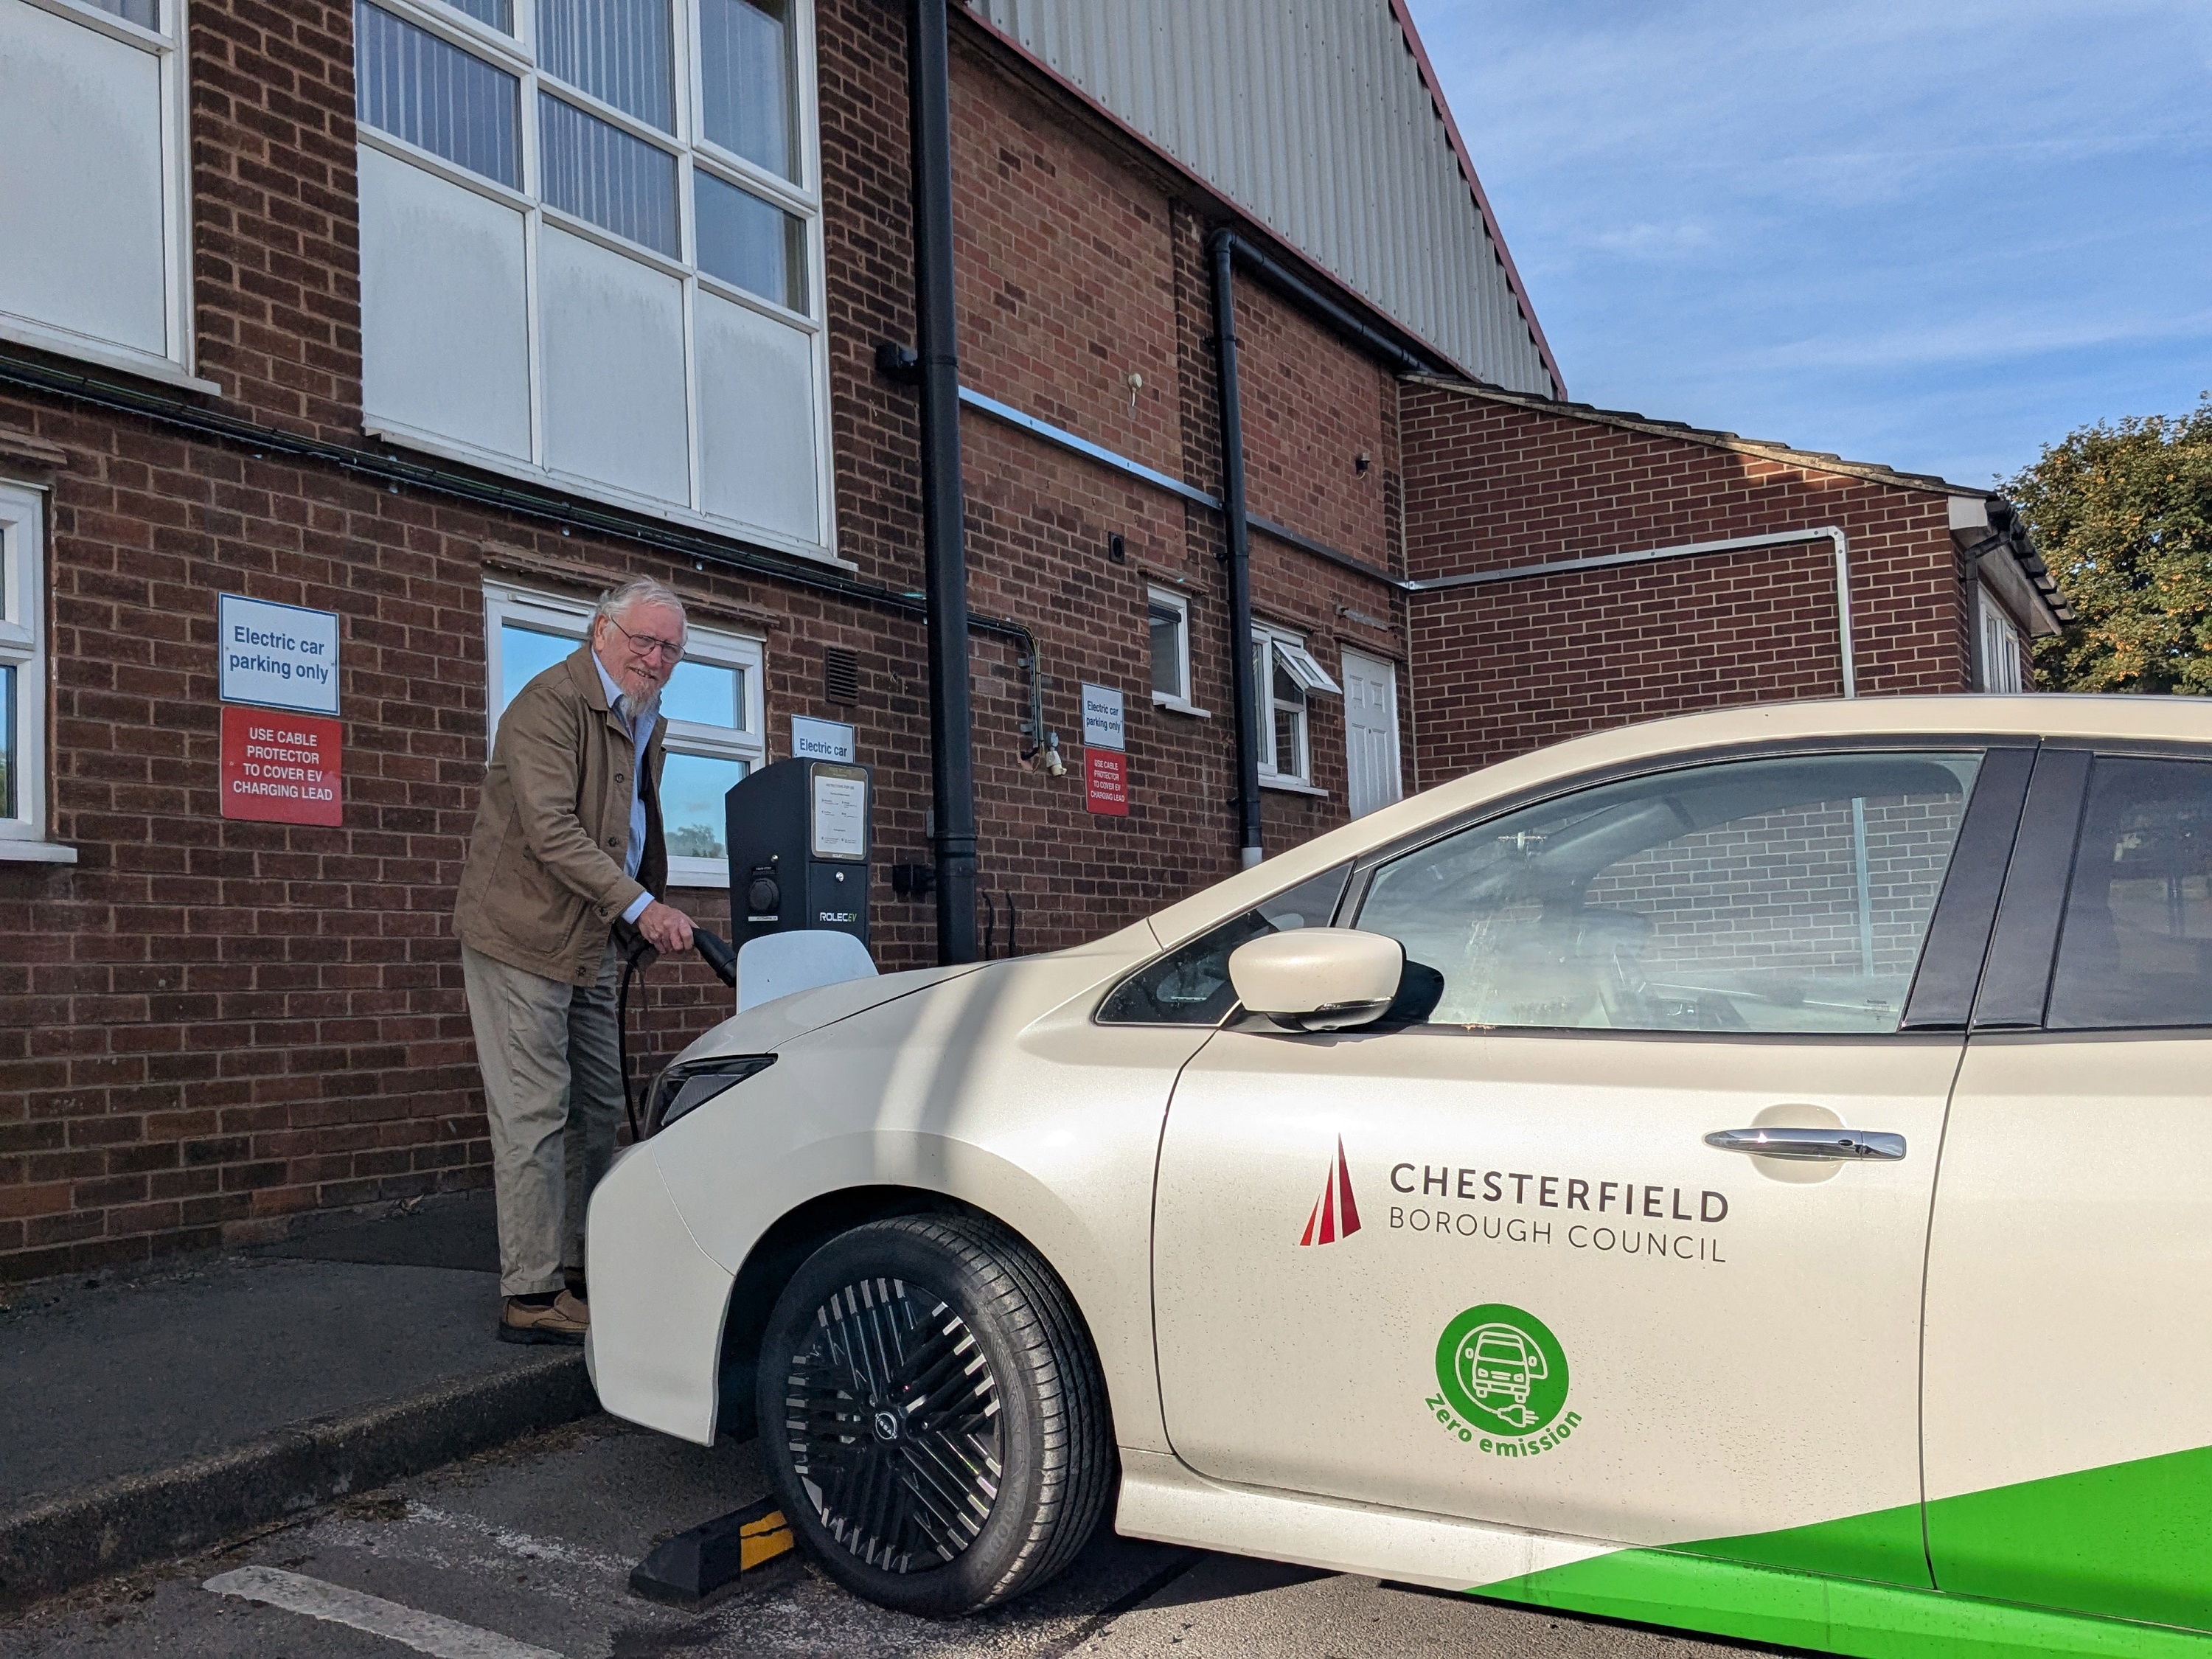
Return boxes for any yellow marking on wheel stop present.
[739,1509,794,1571]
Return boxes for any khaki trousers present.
[462,941,625,1297]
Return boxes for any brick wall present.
[1402,386,1970,781]
[188,0,363,437]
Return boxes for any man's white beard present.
[619,688,660,729]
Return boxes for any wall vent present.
[823,647,860,706]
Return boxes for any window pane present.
[1357,753,1981,1034]
[447,0,509,33]
[661,657,742,728]
[694,173,804,308]
[538,0,674,130]
[1252,641,1273,766]
[698,0,793,178]
[356,2,521,188]
[1098,865,1350,1024]
[81,0,160,29]
[661,752,745,860]
[1273,708,1301,778]
[1150,602,1186,699]
[498,622,577,712]
[0,665,14,819]
[1150,603,1183,698]
[539,94,678,255]
[2047,758,2212,1030]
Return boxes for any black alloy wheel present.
[757,1213,1113,1615]
[789,1275,1002,1572]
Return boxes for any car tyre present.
[755,1212,1113,1616]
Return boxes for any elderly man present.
[455,577,698,1344]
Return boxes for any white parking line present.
[203,1565,566,1659]
[403,1503,633,1573]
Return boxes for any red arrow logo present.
[1298,1137,1361,1246]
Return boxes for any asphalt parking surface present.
[0,1418,1763,1658]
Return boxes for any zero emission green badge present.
[1425,1302,1582,1457]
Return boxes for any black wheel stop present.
[627,1497,796,1613]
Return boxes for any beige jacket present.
[455,646,668,985]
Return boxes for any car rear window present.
[2046,756,2212,1031]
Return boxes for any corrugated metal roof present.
[963,0,1560,397]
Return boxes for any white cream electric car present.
[588,698,2212,1657]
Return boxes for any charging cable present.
[612,923,740,1139]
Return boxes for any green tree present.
[2013,397,2212,692]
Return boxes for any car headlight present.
[647,1054,776,1135]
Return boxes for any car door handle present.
[1703,1127,1907,1162]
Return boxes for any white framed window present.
[1251,622,1340,790]
[1978,591,2027,693]
[0,0,208,392]
[0,481,66,859]
[1149,585,1207,715]
[483,581,765,888]
[355,0,833,560]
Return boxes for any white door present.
[1155,746,2003,1580]
[1925,749,2212,1629]
[1341,648,1402,819]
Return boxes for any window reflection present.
[699,0,793,178]
[661,658,742,728]
[499,623,574,707]
[661,751,745,859]
[1357,754,1981,1034]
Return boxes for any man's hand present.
[638,900,695,955]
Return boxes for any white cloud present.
[1737,308,2212,375]
[1587,220,1715,260]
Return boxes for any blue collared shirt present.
[594,653,658,927]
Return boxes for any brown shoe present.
[498,1291,588,1346]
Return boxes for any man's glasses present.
[608,619,685,661]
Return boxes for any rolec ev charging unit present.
[724,758,872,950]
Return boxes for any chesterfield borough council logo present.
[1298,1136,1361,1246]
[1425,1302,1582,1457]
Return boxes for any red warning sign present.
[220,705,342,825]
[1084,748,1128,817]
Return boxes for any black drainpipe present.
[1208,230,1265,869]
[1207,229,1450,867]
[1226,233,1445,378]
[907,0,978,963]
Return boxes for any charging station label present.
[1085,748,1128,816]
[221,706,342,825]
[218,594,340,714]
[1081,684,1125,751]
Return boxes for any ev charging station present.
[722,759,878,1010]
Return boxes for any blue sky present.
[1414,1,2212,489]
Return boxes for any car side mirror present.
[1228,929,1405,1032]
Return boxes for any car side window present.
[2045,757,2212,1031]
[1097,865,1351,1025]
[1353,752,1983,1034]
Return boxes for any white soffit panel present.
[695,292,821,547]
[538,226,691,508]
[358,148,532,463]
[0,0,167,356]
[965,0,1554,395]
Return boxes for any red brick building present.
[0,0,2064,1279]
[1399,382,2068,780]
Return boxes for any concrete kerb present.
[0,1349,599,1610]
